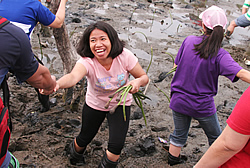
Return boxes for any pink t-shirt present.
[220,87,250,168]
[77,48,138,111]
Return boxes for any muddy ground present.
[3,0,250,168]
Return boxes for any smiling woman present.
[89,29,112,64]
[49,21,149,167]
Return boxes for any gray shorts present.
[235,14,250,27]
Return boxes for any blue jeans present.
[169,110,222,147]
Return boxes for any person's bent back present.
[0,22,55,90]
[0,19,55,167]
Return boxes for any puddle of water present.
[229,11,242,18]
[128,18,186,40]
[119,32,154,61]
[228,27,250,46]
[103,2,109,9]
[120,12,187,60]
[118,32,152,60]
[114,3,120,8]
[166,48,178,55]
[174,13,190,21]
[118,33,129,42]
[149,4,156,9]
[144,92,159,106]
[94,9,106,15]
[131,48,152,61]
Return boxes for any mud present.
[4,0,250,168]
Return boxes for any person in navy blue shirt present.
[0,19,56,168]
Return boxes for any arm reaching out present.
[236,69,250,83]
[127,62,149,94]
[27,63,56,95]
[55,62,87,91]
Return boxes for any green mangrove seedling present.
[154,66,177,102]
[105,85,151,126]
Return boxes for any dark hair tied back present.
[193,25,224,59]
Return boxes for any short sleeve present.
[0,23,38,83]
[76,57,93,76]
[121,48,138,71]
[227,86,250,135]
[36,2,56,26]
[217,52,242,82]
[243,0,250,8]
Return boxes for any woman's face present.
[89,28,111,60]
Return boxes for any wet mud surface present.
[3,0,250,167]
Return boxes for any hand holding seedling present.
[104,85,151,126]
[126,78,142,94]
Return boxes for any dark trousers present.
[76,103,130,155]
[34,88,50,111]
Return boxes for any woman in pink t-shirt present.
[54,21,149,167]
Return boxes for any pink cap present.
[199,5,227,30]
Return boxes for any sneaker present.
[224,30,231,39]
[167,152,187,166]
[245,60,250,66]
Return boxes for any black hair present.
[76,21,125,59]
[193,25,224,59]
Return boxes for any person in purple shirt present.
[167,6,250,166]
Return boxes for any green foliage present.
[105,85,151,126]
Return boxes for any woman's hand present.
[39,80,60,95]
[38,75,56,95]
[128,62,149,94]
[54,81,60,92]
[126,78,141,94]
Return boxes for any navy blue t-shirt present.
[0,22,38,84]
